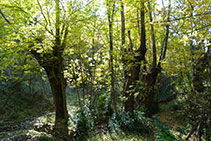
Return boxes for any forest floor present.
[0,111,151,140]
[0,102,188,141]
[155,106,187,139]
[0,112,53,140]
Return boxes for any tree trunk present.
[124,2,146,113]
[143,0,171,116]
[46,0,68,136]
[142,1,160,117]
[30,0,69,134]
[36,51,68,137]
[31,49,69,137]
[121,0,126,84]
[107,1,117,114]
[124,31,135,113]
[144,67,160,116]
[45,62,68,136]
[120,0,126,46]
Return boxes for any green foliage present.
[69,104,94,139]
[39,136,56,141]
[182,89,211,140]
[109,111,153,134]
[158,75,176,103]
[159,99,183,112]
[0,61,52,121]
[0,0,210,139]
[154,118,179,141]
[95,93,109,117]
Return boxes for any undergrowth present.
[154,118,185,141]
[108,111,153,134]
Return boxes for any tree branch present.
[36,0,54,36]
[0,9,11,24]
[159,0,171,62]
[148,1,157,67]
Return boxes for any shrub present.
[154,118,176,140]
[69,104,94,139]
[109,111,153,134]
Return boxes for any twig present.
[0,8,11,24]
[36,0,54,36]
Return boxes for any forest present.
[0,0,210,140]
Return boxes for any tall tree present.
[0,0,69,137]
[106,0,117,113]
[124,1,147,113]
[120,0,128,109]
[30,0,69,137]
[143,0,171,116]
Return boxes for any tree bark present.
[120,0,126,46]
[31,49,68,137]
[144,0,171,116]
[144,67,160,116]
[142,1,160,117]
[45,57,68,136]
[148,2,157,68]
[107,1,117,113]
[124,31,136,113]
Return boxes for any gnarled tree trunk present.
[31,49,68,137]
[45,55,68,136]
[143,0,171,117]
[124,2,146,113]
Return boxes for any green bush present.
[109,111,153,134]
[69,104,94,139]
[154,118,183,141]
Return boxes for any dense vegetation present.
[0,0,210,140]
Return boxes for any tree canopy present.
[0,0,210,140]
